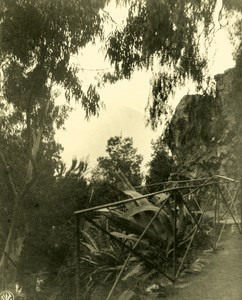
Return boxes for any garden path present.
[164,230,242,300]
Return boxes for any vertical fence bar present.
[106,199,170,300]
[173,197,177,281]
[1,252,5,291]
[217,184,241,231]
[214,185,218,249]
[214,198,217,249]
[217,184,241,233]
[240,178,242,232]
[76,214,81,300]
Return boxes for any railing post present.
[1,252,5,291]
[240,178,242,232]
[214,198,217,249]
[76,214,81,300]
[214,183,218,249]
[173,196,177,281]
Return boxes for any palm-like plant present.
[79,171,193,298]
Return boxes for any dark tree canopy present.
[0,0,106,118]
[95,135,143,187]
[90,136,143,206]
[146,139,173,192]
[16,159,90,299]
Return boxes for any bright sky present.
[55,2,235,173]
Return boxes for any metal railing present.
[74,175,241,300]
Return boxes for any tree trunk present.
[0,202,21,289]
[0,95,51,289]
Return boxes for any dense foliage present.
[106,0,218,128]
[223,1,242,177]
[90,135,143,205]
[16,160,90,299]
[0,0,106,294]
[0,0,242,298]
[96,136,143,186]
[146,139,173,192]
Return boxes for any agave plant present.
[117,175,187,239]
[79,228,124,299]
[100,171,193,281]
[79,171,193,298]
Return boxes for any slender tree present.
[0,0,105,288]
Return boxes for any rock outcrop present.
[165,68,239,179]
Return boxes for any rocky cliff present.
[165,68,239,179]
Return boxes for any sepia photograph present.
[0,0,241,299]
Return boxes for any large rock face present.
[165,68,239,179]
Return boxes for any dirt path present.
[164,231,242,300]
